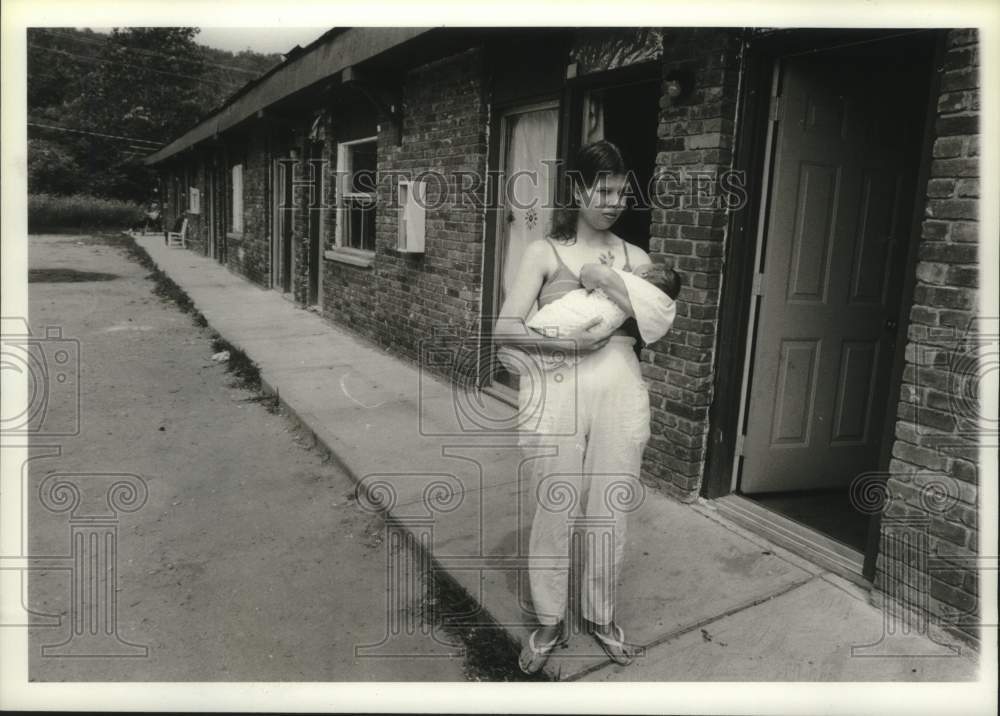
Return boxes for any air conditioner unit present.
[397,178,426,253]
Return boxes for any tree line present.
[27,27,281,203]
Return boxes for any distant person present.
[144,201,162,234]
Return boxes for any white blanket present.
[498,268,677,373]
[613,267,677,345]
[527,287,627,340]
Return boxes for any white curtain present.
[500,108,559,304]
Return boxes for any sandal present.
[518,622,568,675]
[589,621,638,666]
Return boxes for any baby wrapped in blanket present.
[501,264,682,373]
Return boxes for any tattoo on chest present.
[598,249,615,266]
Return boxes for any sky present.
[88,26,330,55]
[193,27,329,54]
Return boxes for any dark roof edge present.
[145,27,430,165]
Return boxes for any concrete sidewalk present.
[132,235,978,682]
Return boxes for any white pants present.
[518,336,651,626]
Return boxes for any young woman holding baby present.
[493,140,680,674]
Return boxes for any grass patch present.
[29,193,146,233]
[120,236,267,398]
[429,564,553,682]
[119,234,209,328]
[210,335,262,393]
[29,268,119,283]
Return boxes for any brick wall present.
[320,47,489,364]
[227,127,271,287]
[876,28,981,648]
[643,29,742,501]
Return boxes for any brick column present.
[877,28,982,649]
[643,29,742,501]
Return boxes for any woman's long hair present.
[548,140,627,244]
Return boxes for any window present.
[336,138,377,253]
[230,163,244,234]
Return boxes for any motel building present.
[146,27,984,650]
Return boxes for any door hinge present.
[770,95,782,123]
[736,434,746,457]
[752,272,764,296]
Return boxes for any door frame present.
[480,97,562,403]
[700,29,945,581]
[306,138,324,308]
[205,165,216,260]
[270,150,295,295]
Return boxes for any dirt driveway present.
[24,234,469,681]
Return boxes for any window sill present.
[226,232,244,241]
[324,247,375,268]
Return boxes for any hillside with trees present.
[27,27,282,202]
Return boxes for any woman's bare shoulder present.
[523,238,558,269]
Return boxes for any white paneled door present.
[741,51,920,494]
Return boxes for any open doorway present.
[272,153,294,295]
[579,75,660,253]
[733,33,935,556]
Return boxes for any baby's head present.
[636,263,683,300]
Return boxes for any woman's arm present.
[580,263,635,316]
[494,240,607,353]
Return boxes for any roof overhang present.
[145,27,431,165]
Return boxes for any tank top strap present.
[545,238,574,275]
[621,238,632,271]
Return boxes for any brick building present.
[147,27,985,649]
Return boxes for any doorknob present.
[884,318,898,331]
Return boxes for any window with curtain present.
[230,163,244,234]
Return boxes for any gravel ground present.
[25,234,474,681]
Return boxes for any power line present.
[34,28,266,77]
[28,121,164,147]
[28,43,246,90]
[28,43,244,89]
[32,28,269,78]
